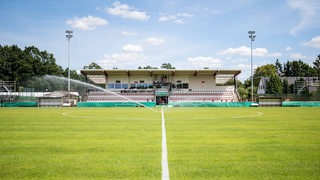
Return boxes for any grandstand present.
[81,69,241,105]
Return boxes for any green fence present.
[168,102,252,107]
[1,102,38,107]
[2,101,320,107]
[77,102,252,107]
[282,101,320,107]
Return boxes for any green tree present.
[0,45,63,87]
[161,63,175,69]
[283,78,289,94]
[0,45,24,81]
[83,62,102,69]
[138,65,158,69]
[283,60,316,77]
[266,74,283,94]
[253,64,277,87]
[313,54,320,76]
[275,59,283,76]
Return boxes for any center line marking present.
[161,107,170,180]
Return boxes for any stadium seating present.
[87,90,154,102]
[170,87,236,102]
[86,86,238,102]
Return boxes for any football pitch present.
[0,107,319,179]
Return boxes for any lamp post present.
[66,30,73,102]
[248,31,256,102]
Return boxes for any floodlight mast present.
[66,30,73,103]
[248,31,256,102]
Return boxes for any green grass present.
[165,107,320,179]
[0,108,161,179]
[0,107,320,179]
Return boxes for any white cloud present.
[122,44,143,52]
[158,12,194,24]
[121,31,138,36]
[220,46,251,56]
[290,53,306,59]
[97,52,147,69]
[236,63,251,69]
[302,36,320,48]
[105,2,150,21]
[287,0,320,35]
[146,37,165,45]
[220,46,282,57]
[187,56,221,68]
[97,42,148,69]
[173,19,184,24]
[66,15,108,30]
[159,15,177,22]
[285,46,292,51]
[177,13,194,17]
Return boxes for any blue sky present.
[1,0,320,81]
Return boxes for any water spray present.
[44,75,158,112]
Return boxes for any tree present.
[0,45,24,81]
[283,60,316,77]
[283,78,289,94]
[275,59,283,77]
[313,54,320,76]
[0,45,63,85]
[266,74,283,94]
[138,65,158,69]
[83,62,102,69]
[254,64,277,77]
[252,64,277,89]
[63,68,79,80]
[161,63,175,69]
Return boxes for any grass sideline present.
[0,107,319,179]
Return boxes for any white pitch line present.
[161,107,170,180]
[62,112,96,119]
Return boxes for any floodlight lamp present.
[66,30,73,39]
[66,30,73,34]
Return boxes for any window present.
[108,83,128,89]
[122,84,129,89]
[176,83,189,89]
[108,84,114,88]
[140,80,145,83]
[115,80,121,83]
[177,80,182,83]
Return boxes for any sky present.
[1,0,320,81]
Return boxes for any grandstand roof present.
[80,69,241,84]
[81,69,241,76]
